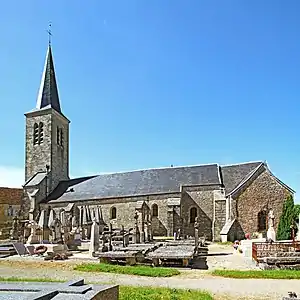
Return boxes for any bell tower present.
[24,44,70,197]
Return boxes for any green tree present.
[276,195,297,240]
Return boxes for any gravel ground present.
[0,243,297,299]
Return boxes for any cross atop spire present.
[36,43,62,114]
[47,22,52,46]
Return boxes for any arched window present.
[152,204,158,217]
[39,122,44,144]
[33,123,39,145]
[258,210,267,231]
[111,207,117,219]
[190,207,197,224]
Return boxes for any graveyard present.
[0,205,300,299]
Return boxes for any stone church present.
[22,44,294,241]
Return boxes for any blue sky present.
[0,1,299,201]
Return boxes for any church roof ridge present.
[92,163,219,177]
[220,160,264,167]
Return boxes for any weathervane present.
[47,22,52,45]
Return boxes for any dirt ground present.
[0,243,297,300]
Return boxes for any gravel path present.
[0,259,298,300]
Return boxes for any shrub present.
[277,195,297,240]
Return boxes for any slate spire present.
[36,45,62,114]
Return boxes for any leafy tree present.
[276,195,297,240]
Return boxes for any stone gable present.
[235,168,292,237]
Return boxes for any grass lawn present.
[215,241,232,245]
[119,286,212,300]
[0,277,212,300]
[74,263,180,277]
[212,269,300,279]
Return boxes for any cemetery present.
[0,202,300,300]
[0,205,209,270]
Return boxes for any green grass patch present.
[74,263,180,277]
[212,269,300,279]
[119,286,212,300]
[0,277,212,300]
[215,241,232,245]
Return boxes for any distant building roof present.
[47,161,267,203]
[0,187,23,205]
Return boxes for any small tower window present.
[57,126,60,145]
[190,207,197,224]
[39,122,44,144]
[60,129,64,146]
[152,204,158,217]
[57,127,64,146]
[110,207,117,219]
[33,123,39,145]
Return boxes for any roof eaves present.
[49,190,183,204]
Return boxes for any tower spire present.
[36,24,62,114]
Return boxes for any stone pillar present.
[108,223,113,251]
[133,211,140,244]
[225,197,230,222]
[137,210,145,243]
[147,220,152,242]
[194,217,199,252]
[89,219,100,257]
[167,206,174,237]
[10,216,19,241]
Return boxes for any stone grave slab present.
[0,278,119,299]
[12,242,28,256]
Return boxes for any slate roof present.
[24,172,47,187]
[221,161,263,194]
[47,164,222,202]
[36,45,62,114]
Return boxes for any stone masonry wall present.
[0,188,23,227]
[50,111,70,190]
[214,199,226,241]
[46,192,180,236]
[25,112,52,182]
[181,185,220,240]
[235,168,292,236]
[25,109,69,194]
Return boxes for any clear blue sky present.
[0,1,299,200]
